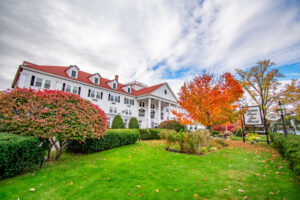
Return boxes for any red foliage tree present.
[0,88,107,159]
[172,73,243,131]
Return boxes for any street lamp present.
[277,100,287,137]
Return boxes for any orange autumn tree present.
[172,73,244,131]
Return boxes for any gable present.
[150,83,177,102]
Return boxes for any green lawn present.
[0,140,299,200]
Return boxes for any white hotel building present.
[12,61,185,129]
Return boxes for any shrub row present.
[270,133,300,175]
[139,129,160,140]
[67,129,139,153]
[0,133,47,179]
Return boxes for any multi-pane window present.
[44,80,51,89]
[128,88,131,93]
[114,96,118,102]
[114,107,117,114]
[35,78,43,88]
[96,92,101,99]
[129,110,132,115]
[125,109,128,115]
[72,86,78,94]
[66,85,71,93]
[151,110,155,119]
[107,118,110,128]
[161,112,164,120]
[151,104,155,109]
[113,83,117,89]
[91,90,95,98]
[71,70,76,78]
[139,109,145,117]
[139,102,145,107]
[109,107,113,113]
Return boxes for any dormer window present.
[94,77,99,84]
[71,70,77,78]
[113,83,117,89]
[128,88,131,93]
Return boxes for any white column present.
[158,100,161,124]
[148,98,151,128]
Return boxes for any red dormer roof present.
[12,61,166,97]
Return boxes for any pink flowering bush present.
[0,88,107,159]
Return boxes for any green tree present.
[111,115,125,129]
[129,117,139,129]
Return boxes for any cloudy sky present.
[0,0,299,94]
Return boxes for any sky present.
[0,0,299,94]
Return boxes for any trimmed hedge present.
[270,133,300,175]
[129,117,139,129]
[111,115,125,129]
[139,129,161,140]
[67,129,139,153]
[0,133,47,179]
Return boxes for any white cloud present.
[0,0,299,94]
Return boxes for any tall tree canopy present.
[172,73,243,130]
[235,60,284,114]
[282,79,300,119]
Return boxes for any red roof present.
[12,61,165,96]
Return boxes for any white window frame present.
[43,80,51,89]
[35,78,43,88]
[66,85,71,93]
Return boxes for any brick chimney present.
[115,75,119,81]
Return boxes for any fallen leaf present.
[244,196,248,199]
[269,192,274,195]
[193,194,198,198]
[148,172,152,175]
[155,189,159,192]
[276,172,280,175]
[224,188,229,191]
[139,194,144,198]
[128,193,131,196]
[70,181,73,185]
[204,177,207,181]
[137,185,141,188]
[238,189,244,193]
[29,188,35,192]
[174,188,178,192]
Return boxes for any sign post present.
[243,106,269,144]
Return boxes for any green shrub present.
[0,133,47,179]
[149,129,160,139]
[67,129,139,153]
[162,130,210,154]
[235,128,243,137]
[129,117,139,129]
[246,133,261,142]
[213,138,229,147]
[139,129,151,140]
[270,133,300,175]
[158,120,185,132]
[111,115,125,129]
[212,131,219,136]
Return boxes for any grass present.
[0,140,300,200]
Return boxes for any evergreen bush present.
[129,117,139,129]
[111,115,125,129]
[0,133,47,179]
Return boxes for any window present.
[139,102,145,107]
[151,104,155,109]
[161,112,164,120]
[72,86,78,94]
[166,107,169,112]
[114,107,117,114]
[128,88,131,93]
[164,89,167,95]
[96,92,101,99]
[129,110,132,115]
[125,109,128,115]
[107,118,110,128]
[66,85,71,93]
[113,83,117,89]
[91,90,95,98]
[130,99,134,105]
[151,110,155,119]
[35,78,43,88]
[71,70,77,78]
[109,94,114,101]
[94,77,99,84]
[115,96,118,102]
[109,107,113,113]
[139,109,145,117]
[43,80,51,89]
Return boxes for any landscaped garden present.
[1,139,300,200]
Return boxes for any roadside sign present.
[243,106,263,125]
[266,112,280,121]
